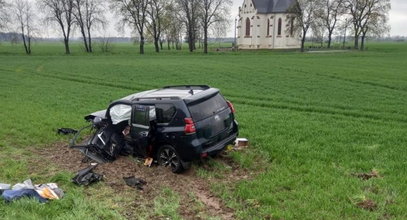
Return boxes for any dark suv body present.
[72,85,238,173]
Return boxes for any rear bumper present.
[175,120,239,161]
[177,132,238,161]
[202,132,238,154]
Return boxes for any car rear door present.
[131,104,153,149]
[187,93,234,147]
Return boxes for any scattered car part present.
[123,176,147,190]
[144,157,153,167]
[57,128,78,135]
[235,138,249,147]
[72,164,103,186]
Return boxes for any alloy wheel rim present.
[160,148,179,170]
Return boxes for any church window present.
[245,18,251,36]
[278,18,282,36]
[290,17,295,36]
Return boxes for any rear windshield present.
[188,93,228,121]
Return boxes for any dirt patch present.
[356,199,378,211]
[31,142,253,219]
[353,170,380,180]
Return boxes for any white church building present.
[237,0,301,49]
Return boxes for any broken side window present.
[155,104,176,124]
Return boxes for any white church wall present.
[237,0,257,49]
[237,0,301,50]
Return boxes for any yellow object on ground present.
[36,187,59,200]
[144,157,153,167]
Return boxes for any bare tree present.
[0,0,9,30]
[112,0,150,54]
[290,0,322,52]
[73,0,106,53]
[42,0,75,54]
[345,0,390,50]
[361,8,389,45]
[146,0,166,53]
[359,0,390,50]
[98,35,114,53]
[345,0,367,49]
[12,0,37,54]
[200,0,232,54]
[177,0,200,52]
[311,17,325,47]
[162,2,183,50]
[211,18,227,48]
[337,17,352,48]
[318,0,345,48]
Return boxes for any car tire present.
[158,145,185,173]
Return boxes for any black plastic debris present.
[123,176,147,190]
[72,164,103,186]
[57,128,78,135]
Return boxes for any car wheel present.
[158,145,184,173]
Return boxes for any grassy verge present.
[0,42,406,219]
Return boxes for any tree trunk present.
[81,29,89,52]
[79,22,89,52]
[361,33,366,51]
[64,38,71,54]
[21,33,29,55]
[354,33,359,49]
[188,30,194,52]
[160,40,163,50]
[203,26,208,54]
[154,38,160,53]
[87,28,93,53]
[28,37,31,54]
[301,30,306,52]
[327,31,332,48]
[167,38,170,50]
[140,35,145,54]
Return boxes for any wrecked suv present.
[71,85,239,173]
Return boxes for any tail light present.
[184,118,196,135]
[227,100,236,113]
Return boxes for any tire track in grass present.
[32,65,158,92]
[30,64,404,117]
[23,66,407,124]
[50,69,404,122]
[222,92,404,119]
[275,66,407,93]
[232,98,407,124]
[34,71,407,124]
[34,72,150,92]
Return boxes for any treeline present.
[0,0,231,55]
[0,0,391,54]
[291,0,391,52]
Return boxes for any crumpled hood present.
[84,109,107,121]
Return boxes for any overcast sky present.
[29,0,407,38]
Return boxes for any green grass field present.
[0,42,406,219]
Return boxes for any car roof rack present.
[162,85,210,90]
[133,96,182,101]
